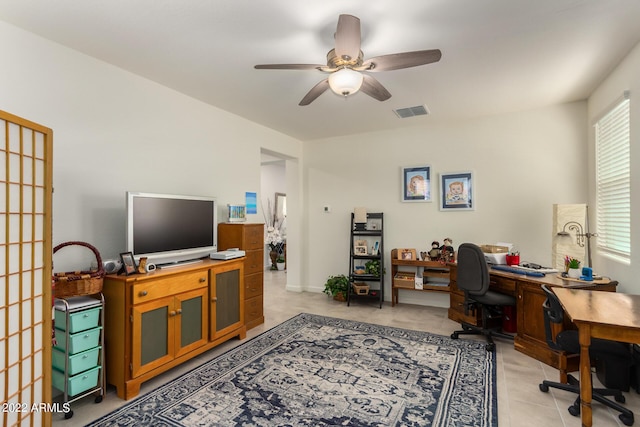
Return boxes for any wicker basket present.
[53,241,105,298]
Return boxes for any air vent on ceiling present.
[393,105,430,119]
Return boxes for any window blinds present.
[595,92,630,259]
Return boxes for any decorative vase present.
[269,250,278,270]
[568,268,581,279]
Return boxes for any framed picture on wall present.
[440,171,474,211]
[401,165,431,202]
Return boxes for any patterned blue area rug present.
[88,313,497,426]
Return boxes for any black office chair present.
[538,284,635,426]
[450,243,516,351]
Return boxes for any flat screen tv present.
[126,192,218,266]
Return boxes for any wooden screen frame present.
[1,110,53,426]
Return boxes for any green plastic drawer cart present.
[53,294,105,420]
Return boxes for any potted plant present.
[276,256,286,271]
[323,274,349,302]
[566,256,581,279]
[365,260,382,277]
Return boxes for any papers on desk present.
[555,275,612,288]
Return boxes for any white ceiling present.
[1,0,640,141]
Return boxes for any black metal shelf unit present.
[348,212,384,308]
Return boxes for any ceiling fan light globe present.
[328,68,363,97]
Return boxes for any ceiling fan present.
[255,14,442,106]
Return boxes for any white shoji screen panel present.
[1,111,52,427]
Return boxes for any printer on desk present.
[480,243,511,265]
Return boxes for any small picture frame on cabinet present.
[120,252,137,275]
[397,248,417,260]
[355,245,368,255]
[228,204,247,222]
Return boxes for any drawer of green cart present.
[52,346,101,376]
[52,366,101,396]
[54,327,101,354]
[54,306,101,333]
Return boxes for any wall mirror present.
[274,192,286,223]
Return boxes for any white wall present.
[587,41,640,294]
[3,17,638,305]
[0,21,302,271]
[303,102,589,305]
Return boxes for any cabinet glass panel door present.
[216,269,240,331]
[132,296,174,378]
[175,287,208,358]
[210,263,244,341]
[141,306,169,365]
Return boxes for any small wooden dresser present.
[218,223,265,330]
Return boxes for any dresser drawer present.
[52,346,101,376]
[52,366,101,396]
[450,292,480,326]
[490,276,517,296]
[244,225,265,250]
[244,250,263,275]
[132,271,208,304]
[244,295,263,324]
[54,326,102,354]
[245,272,264,299]
[54,306,101,333]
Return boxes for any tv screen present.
[126,192,218,265]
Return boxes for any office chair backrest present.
[457,243,490,296]
[541,285,564,351]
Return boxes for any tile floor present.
[54,270,639,426]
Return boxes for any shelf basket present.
[53,241,105,298]
[352,282,370,295]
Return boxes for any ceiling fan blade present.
[255,64,324,70]
[335,14,361,62]
[299,79,330,106]
[360,75,391,102]
[361,49,442,72]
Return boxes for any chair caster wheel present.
[95,395,103,403]
[615,394,626,403]
[619,413,634,426]
[64,410,74,420]
[568,404,580,417]
[451,333,458,339]
[539,383,549,393]
[485,343,495,352]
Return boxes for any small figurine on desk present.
[440,238,455,262]
[428,241,440,261]
[137,257,148,274]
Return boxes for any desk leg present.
[578,324,592,427]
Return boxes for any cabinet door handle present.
[169,310,177,317]
[139,290,148,297]
[199,277,206,283]
[176,309,182,315]
[211,297,217,302]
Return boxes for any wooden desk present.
[554,288,640,427]
[448,264,617,379]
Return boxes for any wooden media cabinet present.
[102,258,246,400]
